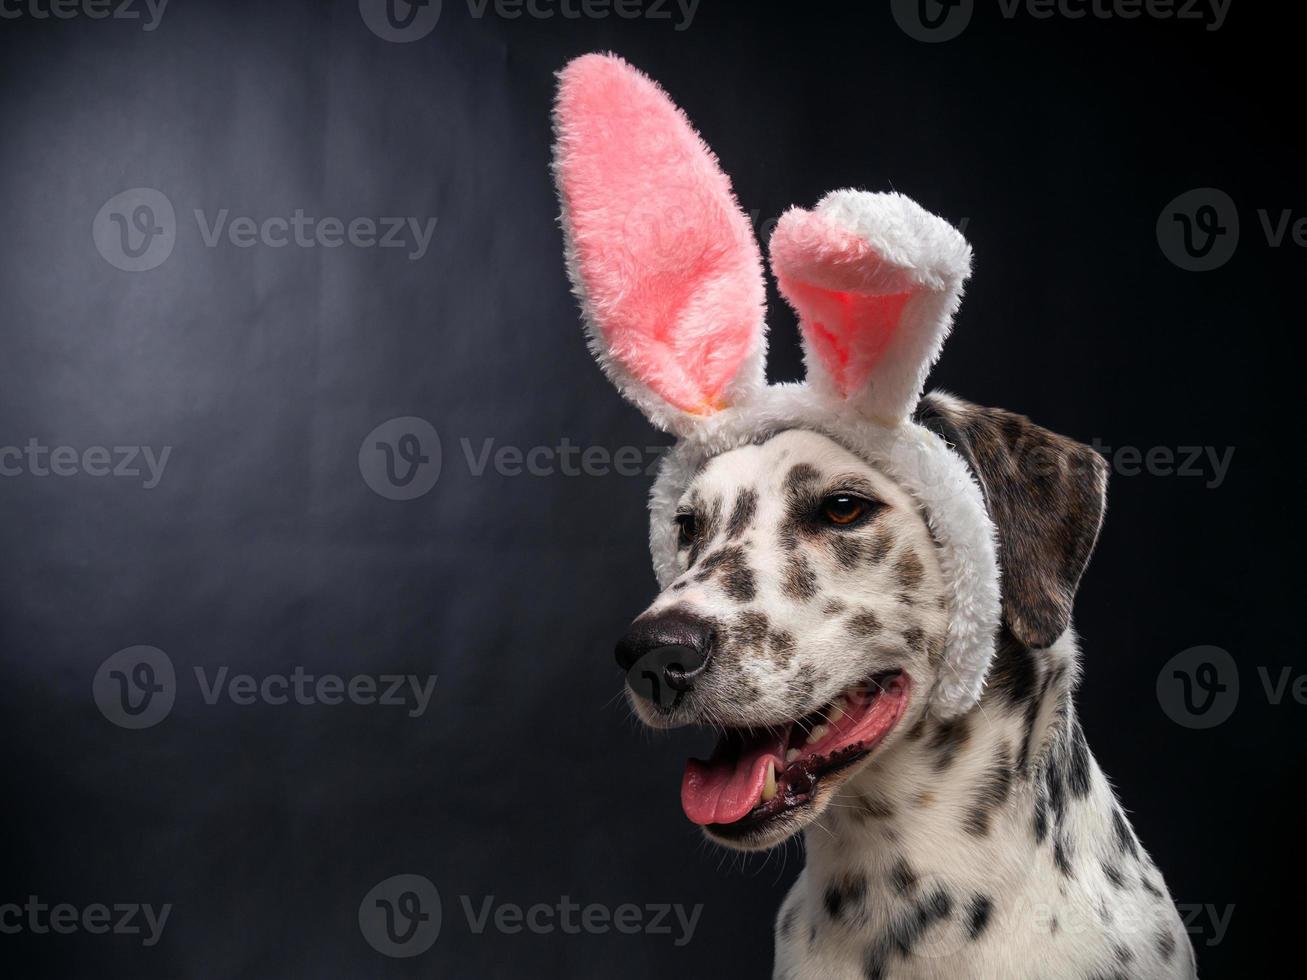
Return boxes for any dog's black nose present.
[615,610,714,698]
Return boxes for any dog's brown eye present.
[675,513,698,547]
[821,494,871,526]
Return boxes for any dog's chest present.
[770,712,1195,980]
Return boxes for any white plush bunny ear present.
[769,190,972,425]
[552,53,767,435]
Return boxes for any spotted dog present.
[550,51,1194,980]
[615,402,1194,979]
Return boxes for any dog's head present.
[616,402,1106,850]
[551,53,1105,850]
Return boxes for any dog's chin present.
[677,671,912,852]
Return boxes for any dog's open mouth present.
[680,671,909,835]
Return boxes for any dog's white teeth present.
[806,724,830,745]
[761,760,778,802]
[785,748,801,764]
[827,702,845,725]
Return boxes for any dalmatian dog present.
[551,54,1195,979]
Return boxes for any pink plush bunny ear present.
[770,191,973,425]
[552,53,767,433]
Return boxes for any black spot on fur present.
[1043,751,1067,828]
[695,545,756,602]
[888,887,953,956]
[726,489,757,540]
[928,716,971,771]
[1033,775,1050,843]
[1066,723,1092,799]
[1095,895,1112,926]
[1141,875,1164,899]
[1103,862,1125,889]
[823,598,847,616]
[730,611,770,649]
[986,632,1039,708]
[694,544,737,578]
[1156,929,1176,960]
[782,555,818,602]
[965,894,993,940]
[1053,834,1074,878]
[863,949,887,980]
[902,626,927,656]
[724,567,756,602]
[867,531,895,565]
[832,535,864,569]
[1017,692,1044,773]
[1010,647,1060,773]
[895,551,924,592]
[824,875,867,923]
[685,493,723,565]
[964,746,1015,837]
[889,858,917,895]
[1113,942,1134,965]
[1112,806,1139,859]
[769,629,795,665]
[848,609,883,638]
[785,463,820,492]
[671,581,687,592]
[856,792,895,821]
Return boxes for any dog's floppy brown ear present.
[916,393,1108,649]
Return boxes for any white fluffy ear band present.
[552,53,1001,718]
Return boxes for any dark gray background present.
[1,0,1301,976]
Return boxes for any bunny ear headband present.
[550,53,1000,718]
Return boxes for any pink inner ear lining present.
[554,53,765,417]
[781,276,913,398]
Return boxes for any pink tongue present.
[681,729,787,826]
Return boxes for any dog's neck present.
[805,629,1071,857]
[796,630,1090,946]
